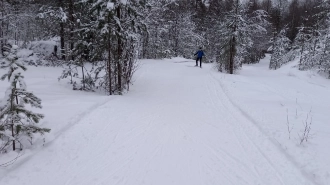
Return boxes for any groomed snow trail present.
[0,60,313,185]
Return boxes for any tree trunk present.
[174,19,178,57]
[229,0,239,74]
[10,88,16,151]
[143,33,148,59]
[117,5,122,94]
[59,0,65,60]
[0,0,4,55]
[81,63,85,89]
[11,123,15,151]
[155,27,158,59]
[108,14,112,95]
[229,36,235,74]
[14,4,18,45]
[69,0,74,60]
[60,24,65,60]
[108,44,112,95]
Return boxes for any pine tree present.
[0,45,50,151]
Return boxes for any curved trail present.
[0,60,312,185]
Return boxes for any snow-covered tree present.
[141,0,201,59]
[70,0,147,95]
[269,29,291,69]
[293,0,330,77]
[217,0,268,74]
[38,1,70,60]
[244,0,270,64]
[313,0,330,77]
[166,2,202,58]
[0,45,50,151]
[294,21,312,70]
[58,15,95,92]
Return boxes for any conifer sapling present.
[0,45,50,151]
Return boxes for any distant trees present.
[142,0,202,59]
[1,0,330,78]
[0,0,39,54]
[287,0,330,77]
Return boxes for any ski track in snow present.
[208,73,315,184]
[0,60,314,185]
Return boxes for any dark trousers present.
[196,57,202,67]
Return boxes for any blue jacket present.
[195,50,204,58]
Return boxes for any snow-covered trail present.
[0,60,313,185]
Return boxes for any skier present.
[194,47,204,68]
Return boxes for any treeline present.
[1,0,330,77]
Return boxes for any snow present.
[11,45,19,50]
[218,54,330,184]
[28,38,58,56]
[120,0,127,5]
[0,66,110,162]
[107,2,114,10]
[0,56,329,184]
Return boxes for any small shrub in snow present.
[286,109,294,139]
[298,110,313,145]
[58,59,95,92]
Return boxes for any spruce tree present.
[0,45,50,151]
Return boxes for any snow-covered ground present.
[0,56,329,184]
[217,55,330,185]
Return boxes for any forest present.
[1,0,330,89]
